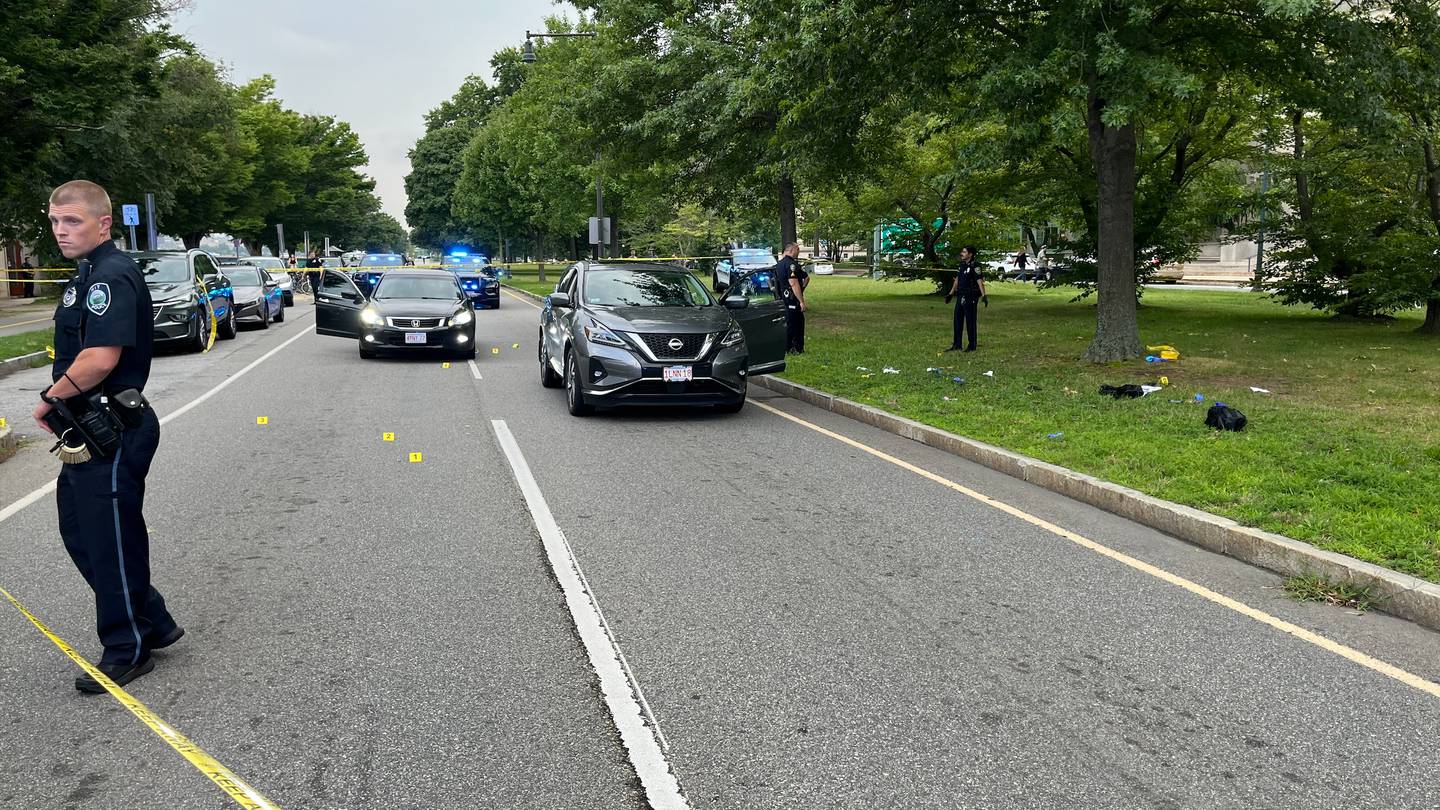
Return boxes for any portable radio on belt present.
[41,388,149,464]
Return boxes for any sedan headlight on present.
[720,327,745,347]
[360,308,384,326]
[583,319,626,348]
[450,309,474,326]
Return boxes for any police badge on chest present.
[63,286,77,307]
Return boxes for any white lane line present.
[752,399,1440,701]
[491,420,689,810]
[0,314,313,526]
[468,359,482,380]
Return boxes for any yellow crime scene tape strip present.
[0,586,282,809]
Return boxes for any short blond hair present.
[48,180,112,220]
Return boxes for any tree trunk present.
[1082,92,1143,362]
[778,174,798,247]
[1421,139,1440,335]
[535,228,546,283]
[182,232,204,250]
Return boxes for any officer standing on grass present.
[773,242,808,354]
[945,245,988,352]
[31,180,183,693]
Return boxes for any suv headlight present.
[450,309,473,326]
[360,308,384,326]
[583,319,626,348]
[720,327,745,347]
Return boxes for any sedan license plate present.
[663,365,693,383]
[404,332,426,345]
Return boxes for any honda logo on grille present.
[411,319,421,327]
[668,338,684,351]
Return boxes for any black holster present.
[42,389,146,460]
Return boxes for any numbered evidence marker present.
[491,347,500,355]
[511,343,519,349]
[0,417,7,429]
[383,432,395,442]
[408,452,423,463]
[442,362,451,369]
[256,416,269,426]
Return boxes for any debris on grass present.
[856,366,870,372]
[983,370,994,377]
[1283,574,1380,613]
[882,367,900,374]
[1249,386,1272,394]
[1046,432,1063,439]
[952,377,965,384]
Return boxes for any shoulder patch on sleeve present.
[86,282,111,316]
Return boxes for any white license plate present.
[404,332,427,344]
[663,365,693,383]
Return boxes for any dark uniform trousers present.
[786,302,805,353]
[953,296,979,350]
[57,407,174,666]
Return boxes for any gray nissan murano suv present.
[539,262,787,415]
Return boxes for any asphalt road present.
[2,292,1438,808]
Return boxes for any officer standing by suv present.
[31,180,182,693]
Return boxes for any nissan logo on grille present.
[668,338,684,351]
[410,319,421,327]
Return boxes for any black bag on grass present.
[1205,403,1247,431]
[1099,384,1146,399]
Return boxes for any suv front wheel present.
[565,349,594,416]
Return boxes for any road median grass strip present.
[777,277,1440,583]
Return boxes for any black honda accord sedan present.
[313,268,477,359]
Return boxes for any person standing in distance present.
[945,245,988,352]
[306,249,323,299]
[31,180,182,692]
[773,242,808,354]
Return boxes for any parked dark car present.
[352,253,403,297]
[134,250,237,351]
[313,269,476,360]
[539,262,787,415]
[224,264,285,328]
[440,254,500,310]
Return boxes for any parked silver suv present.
[539,262,787,415]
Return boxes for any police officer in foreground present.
[945,245,989,352]
[31,180,182,693]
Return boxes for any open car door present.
[725,271,787,375]
[314,269,365,338]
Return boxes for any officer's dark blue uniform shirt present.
[53,240,152,392]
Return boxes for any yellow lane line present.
[750,399,1440,701]
[1,316,52,330]
[0,586,282,809]
[502,288,542,309]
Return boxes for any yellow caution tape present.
[0,277,69,283]
[0,586,282,810]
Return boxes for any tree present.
[404,70,508,251]
[0,0,174,241]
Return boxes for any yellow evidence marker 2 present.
[383,432,395,442]
[442,362,450,369]
[409,452,423,463]
[256,416,268,426]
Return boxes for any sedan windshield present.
[583,269,712,308]
[137,257,191,284]
[362,255,403,267]
[225,267,263,286]
[374,276,460,300]
[247,257,284,270]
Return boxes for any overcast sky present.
[173,1,574,228]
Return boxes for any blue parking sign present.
[122,204,140,226]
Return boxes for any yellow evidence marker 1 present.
[408,452,423,463]
[256,416,269,426]
[442,362,450,369]
[383,432,395,442]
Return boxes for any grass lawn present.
[781,277,1440,582]
[0,328,53,363]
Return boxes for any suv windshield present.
[225,267,263,286]
[374,276,460,300]
[583,269,712,308]
[137,256,191,284]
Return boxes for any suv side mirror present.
[723,295,748,310]
[549,292,573,308]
